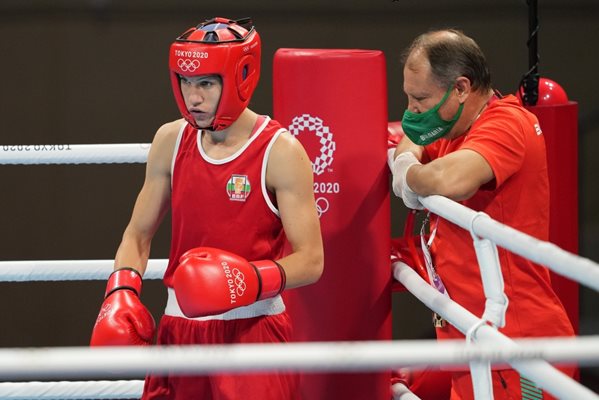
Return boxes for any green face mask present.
[401,86,464,146]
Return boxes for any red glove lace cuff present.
[251,260,286,300]
[105,267,143,298]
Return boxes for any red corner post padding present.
[273,49,391,400]
[525,101,580,333]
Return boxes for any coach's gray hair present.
[402,29,492,92]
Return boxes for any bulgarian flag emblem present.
[226,174,251,201]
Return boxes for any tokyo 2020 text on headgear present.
[169,17,261,131]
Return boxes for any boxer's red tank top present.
[163,116,287,287]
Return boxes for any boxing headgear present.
[169,17,261,131]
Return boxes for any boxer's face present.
[180,74,222,129]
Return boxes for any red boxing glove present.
[391,237,428,282]
[387,121,405,149]
[387,121,406,170]
[391,210,430,292]
[90,268,156,346]
[173,247,286,318]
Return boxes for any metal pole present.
[521,0,540,106]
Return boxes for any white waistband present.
[164,287,286,321]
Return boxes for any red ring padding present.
[274,48,391,400]
[523,101,580,333]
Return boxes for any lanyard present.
[419,212,450,299]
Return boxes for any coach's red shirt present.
[424,95,574,340]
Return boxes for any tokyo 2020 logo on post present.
[288,114,335,176]
[288,114,339,218]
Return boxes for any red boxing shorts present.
[142,312,299,400]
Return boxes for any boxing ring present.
[0,145,598,399]
[0,47,597,399]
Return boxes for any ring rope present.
[1,338,598,376]
[0,144,150,165]
[420,195,599,292]
[0,380,143,400]
[393,261,599,399]
[0,337,597,398]
[0,259,166,281]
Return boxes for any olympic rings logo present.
[315,197,329,218]
[232,268,247,296]
[95,303,111,324]
[289,114,336,176]
[177,58,201,72]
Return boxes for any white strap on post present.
[465,316,494,400]
[391,382,422,400]
[469,212,509,328]
[469,360,494,400]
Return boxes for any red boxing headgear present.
[169,17,261,131]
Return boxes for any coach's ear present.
[455,76,471,101]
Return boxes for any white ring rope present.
[0,144,150,164]
[393,261,599,399]
[0,338,597,379]
[419,195,599,292]
[0,336,597,399]
[0,380,144,400]
[0,259,167,281]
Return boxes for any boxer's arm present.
[91,121,181,346]
[266,131,324,289]
[114,120,181,275]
